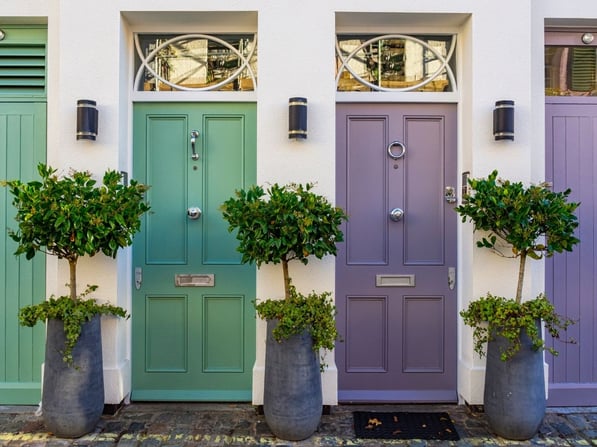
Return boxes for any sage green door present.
[0,103,46,404]
[132,103,256,401]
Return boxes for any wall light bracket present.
[289,97,307,140]
[493,100,514,141]
[76,99,98,141]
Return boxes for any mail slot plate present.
[376,274,415,287]
[175,274,214,287]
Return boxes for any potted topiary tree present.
[455,170,579,440]
[221,182,347,441]
[2,163,150,438]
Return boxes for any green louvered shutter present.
[0,26,46,98]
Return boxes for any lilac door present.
[335,103,458,402]
[546,100,597,406]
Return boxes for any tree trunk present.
[515,252,526,304]
[282,258,290,300]
[69,258,77,300]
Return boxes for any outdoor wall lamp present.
[0,30,6,41]
[582,33,594,45]
[288,97,307,139]
[76,99,98,141]
[493,100,514,141]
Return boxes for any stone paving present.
[1,403,597,446]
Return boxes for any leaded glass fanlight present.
[134,33,257,92]
[336,34,457,92]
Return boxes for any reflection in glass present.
[336,34,456,92]
[545,46,597,96]
[134,34,257,92]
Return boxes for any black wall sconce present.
[288,97,307,139]
[76,99,98,141]
[493,100,514,141]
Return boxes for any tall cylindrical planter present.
[484,323,545,440]
[263,320,322,441]
[42,316,104,438]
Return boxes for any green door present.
[0,102,46,404]
[132,103,256,401]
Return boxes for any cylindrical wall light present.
[493,100,514,141]
[288,97,307,139]
[76,99,98,141]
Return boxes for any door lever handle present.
[190,130,200,161]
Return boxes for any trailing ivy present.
[460,293,573,361]
[19,286,129,367]
[255,284,339,370]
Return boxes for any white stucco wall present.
[3,0,597,406]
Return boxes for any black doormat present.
[353,411,460,440]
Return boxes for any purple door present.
[335,103,457,402]
[546,99,597,406]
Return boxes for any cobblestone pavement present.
[1,403,597,446]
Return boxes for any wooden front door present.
[335,103,457,402]
[545,99,597,405]
[0,102,46,404]
[132,102,256,401]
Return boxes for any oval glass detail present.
[134,33,257,92]
[336,34,457,92]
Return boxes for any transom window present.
[545,45,597,96]
[134,33,257,92]
[336,34,457,92]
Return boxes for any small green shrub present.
[2,163,150,366]
[222,182,347,363]
[455,170,579,360]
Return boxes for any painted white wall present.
[3,0,597,407]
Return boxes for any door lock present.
[445,186,457,204]
[135,267,142,290]
[187,207,202,220]
[448,267,456,290]
[389,207,404,222]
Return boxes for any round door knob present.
[187,207,202,220]
[389,208,404,222]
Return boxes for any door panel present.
[0,103,46,404]
[132,103,256,401]
[545,100,597,406]
[336,103,457,402]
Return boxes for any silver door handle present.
[187,207,202,220]
[190,130,200,161]
[389,207,404,222]
[387,141,406,160]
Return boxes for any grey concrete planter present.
[484,322,545,440]
[263,320,322,441]
[42,315,104,438]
